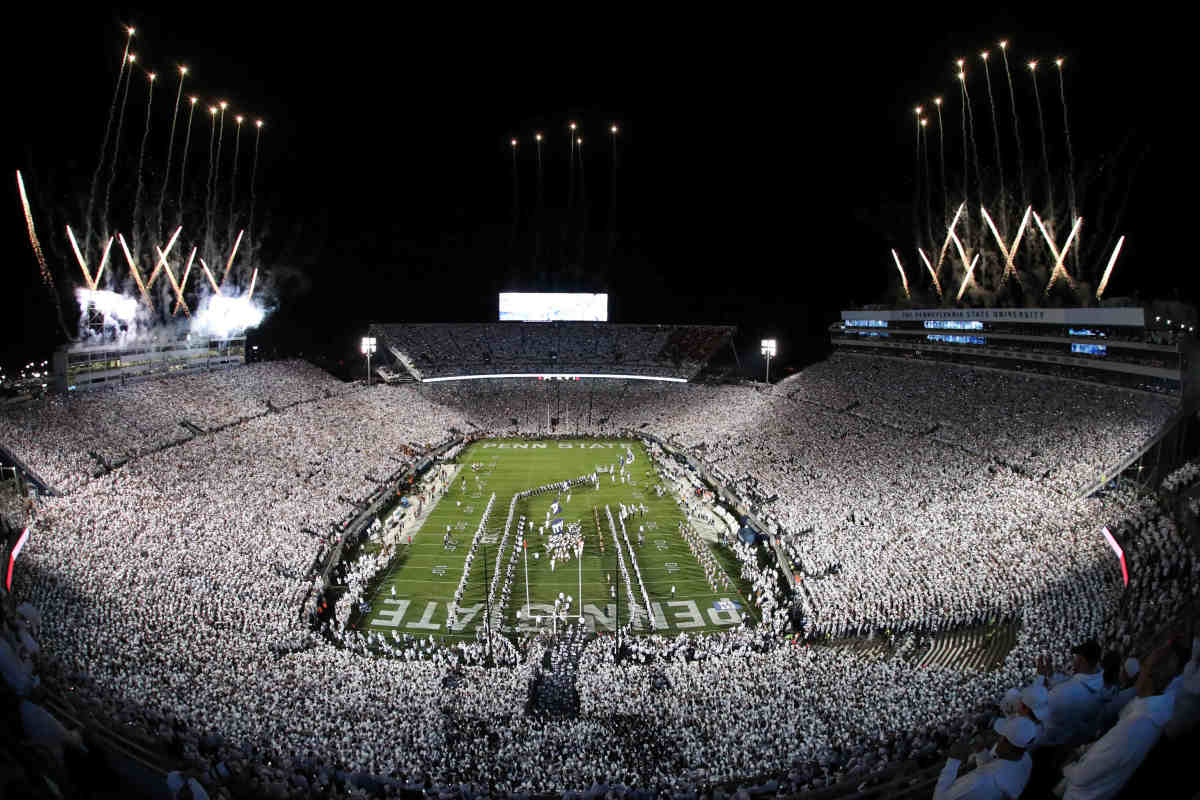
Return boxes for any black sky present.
[6,8,1186,375]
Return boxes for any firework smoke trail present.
[913,109,922,248]
[956,66,970,246]
[176,98,198,225]
[961,70,983,208]
[534,131,544,265]
[157,66,187,237]
[17,171,73,338]
[214,104,227,234]
[1029,61,1054,224]
[921,120,934,253]
[1000,43,1027,206]
[85,27,135,261]
[1056,60,1077,239]
[957,73,968,210]
[917,250,943,301]
[608,124,618,254]
[576,134,587,265]
[567,122,577,211]
[227,117,244,242]
[535,132,544,208]
[131,72,157,257]
[510,138,520,246]
[981,53,1006,230]
[203,107,218,259]
[248,120,263,265]
[935,99,948,224]
[102,55,137,241]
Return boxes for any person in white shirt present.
[1060,646,1179,800]
[1096,657,1139,733]
[933,715,1036,800]
[1034,639,1106,748]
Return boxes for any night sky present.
[7,9,1185,378]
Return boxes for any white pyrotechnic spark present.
[174,246,197,316]
[1095,235,1126,300]
[199,257,222,295]
[145,226,183,289]
[1034,211,1082,294]
[18,171,57,293]
[935,203,967,278]
[222,229,244,287]
[154,242,190,317]
[66,225,98,290]
[117,232,155,309]
[981,205,1030,287]
[917,249,943,300]
[890,249,911,299]
[93,236,114,288]
[955,252,981,302]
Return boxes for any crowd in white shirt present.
[1,356,1197,799]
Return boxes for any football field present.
[356,438,756,640]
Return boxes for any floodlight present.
[760,339,777,384]
[361,336,376,386]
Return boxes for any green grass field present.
[357,439,756,640]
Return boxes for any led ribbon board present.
[420,374,686,383]
[6,527,29,592]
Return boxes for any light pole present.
[760,339,777,384]
[361,336,377,386]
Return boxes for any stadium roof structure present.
[368,322,735,383]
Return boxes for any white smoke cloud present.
[74,288,139,326]
[189,293,267,339]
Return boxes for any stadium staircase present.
[910,623,1019,671]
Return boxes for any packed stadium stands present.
[369,323,735,381]
[2,351,1198,799]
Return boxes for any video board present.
[499,293,608,322]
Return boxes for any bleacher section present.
[369,322,735,381]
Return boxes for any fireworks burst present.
[893,39,1131,306]
[18,24,275,347]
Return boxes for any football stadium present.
[4,15,1198,800]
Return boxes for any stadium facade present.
[830,306,1181,395]
[51,336,246,392]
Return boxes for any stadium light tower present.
[361,336,377,386]
[761,339,777,384]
